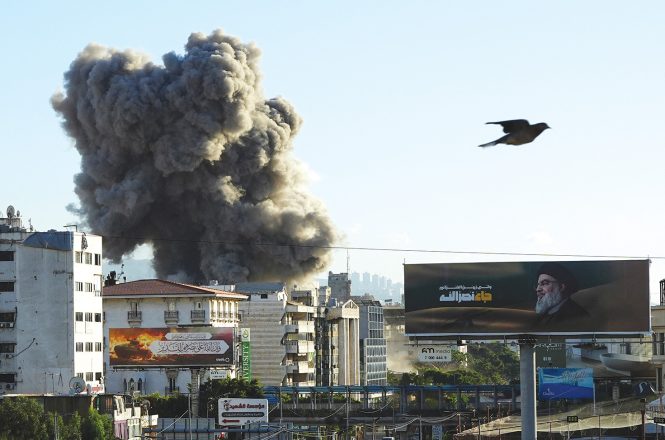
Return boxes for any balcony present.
[127,311,142,323]
[164,311,179,324]
[284,320,315,334]
[191,310,206,323]
[285,360,315,374]
[285,340,314,354]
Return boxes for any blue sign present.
[538,368,594,400]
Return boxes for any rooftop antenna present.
[346,249,350,274]
[6,205,15,219]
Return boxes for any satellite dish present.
[69,377,86,394]
[6,205,15,219]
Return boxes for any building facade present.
[102,279,246,396]
[353,295,387,385]
[328,271,351,303]
[0,210,104,395]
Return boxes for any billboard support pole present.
[519,336,537,440]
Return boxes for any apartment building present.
[102,279,246,395]
[353,295,387,385]
[0,208,104,394]
[292,285,361,386]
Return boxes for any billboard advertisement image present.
[538,368,594,400]
[405,259,650,337]
[109,327,234,367]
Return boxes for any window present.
[76,372,84,379]
[95,372,102,382]
[85,342,93,352]
[75,252,82,263]
[75,342,84,352]
[85,312,93,322]
[0,251,14,261]
[0,312,14,322]
[84,253,92,264]
[94,313,102,323]
[95,342,102,352]
[94,254,101,265]
[75,312,83,322]
[260,294,268,299]
[85,372,93,381]
[0,373,16,383]
[75,282,83,292]
[0,282,14,292]
[0,343,15,353]
[85,282,94,292]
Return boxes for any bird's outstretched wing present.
[486,119,530,134]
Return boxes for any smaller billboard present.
[109,327,234,367]
[218,398,268,426]
[417,345,452,363]
[535,344,567,368]
[538,368,594,400]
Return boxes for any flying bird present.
[478,119,550,148]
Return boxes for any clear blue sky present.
[2,1,665,301]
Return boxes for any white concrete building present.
[233,282,290,386]
[0,209,104,395]
[102,279,246,396]
[323,299,360,385]
[233,282,320,386]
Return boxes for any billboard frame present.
[404,259,651,340]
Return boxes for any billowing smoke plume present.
[52,29,337,283]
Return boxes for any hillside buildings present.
[0,208,104,395]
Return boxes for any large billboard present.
[405,259,650,337]
[109,327,234,367]
[538,368,594,400]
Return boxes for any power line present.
[103,234,660,260]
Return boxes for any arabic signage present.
[538,368,594,400]
[404,260,650,337]
[417,345,453,363]
[109,327,234,367]
[218,398,268,426]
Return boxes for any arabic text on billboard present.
[538,368,594,400]
[404,260,649,337]
[218,398,268,426]
[110,327,234,367]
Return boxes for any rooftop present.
[103,279,247,299]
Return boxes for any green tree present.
[144,393,188,418]
[81,407,113,440]
[61,412,82,440]
[467,343,519,384]
[0,397,51,440]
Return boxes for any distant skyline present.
[3,2,665,303]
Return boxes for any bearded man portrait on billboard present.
[535,262,590,326]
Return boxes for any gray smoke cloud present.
[52,29,338,283]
